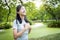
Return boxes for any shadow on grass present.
[29,33,60,40]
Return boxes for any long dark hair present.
[16,5,29,24]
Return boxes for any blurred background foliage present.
[0,0,60,28]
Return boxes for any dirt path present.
[31,23,46,28]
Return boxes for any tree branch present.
[19,0,23,5]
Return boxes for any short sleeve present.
[12,20,17,29]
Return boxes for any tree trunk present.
[5,0,11,22]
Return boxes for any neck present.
[20,15,24,20]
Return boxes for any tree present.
[24,2,39,20]
[41,0,60,20]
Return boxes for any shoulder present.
[13,19,16,24]
[13,19,16,22]
[13,19,19,24]
[12,19,17,29]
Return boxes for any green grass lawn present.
[29,28,60,40]
[0,29,14,40]
[0,28,60,40]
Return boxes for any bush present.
[0,22,12,29]
[48,21,60,28]
[29,20,32,25]
[4,23,12,29]
[0,24,5,29]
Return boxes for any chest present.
[17,23,29,33]
[17,23,24,30]
[16,20,28,32]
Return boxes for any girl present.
[13,5,31,40]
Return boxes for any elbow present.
[14,35,18,39]
[29,28,31,33]
[14,34,21,39]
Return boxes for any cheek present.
[21,10,23,13]
[19,9,23,13]
[19,10,22,14]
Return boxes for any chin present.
[23,13,26,15]
[22,14,26,16]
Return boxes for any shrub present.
[48,21,60,28]
[0,22,12,29]
[4,23,12,29]
[0,24,5,29]
[29,20,32,25]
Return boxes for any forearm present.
[29,27,31,33]
[14,29,25,39]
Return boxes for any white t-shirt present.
[13,19,29,40]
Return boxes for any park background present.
[0,0,60,40]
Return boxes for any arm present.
[28,23,31,33]
[29,26,31,33]
[13,28,26,39]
